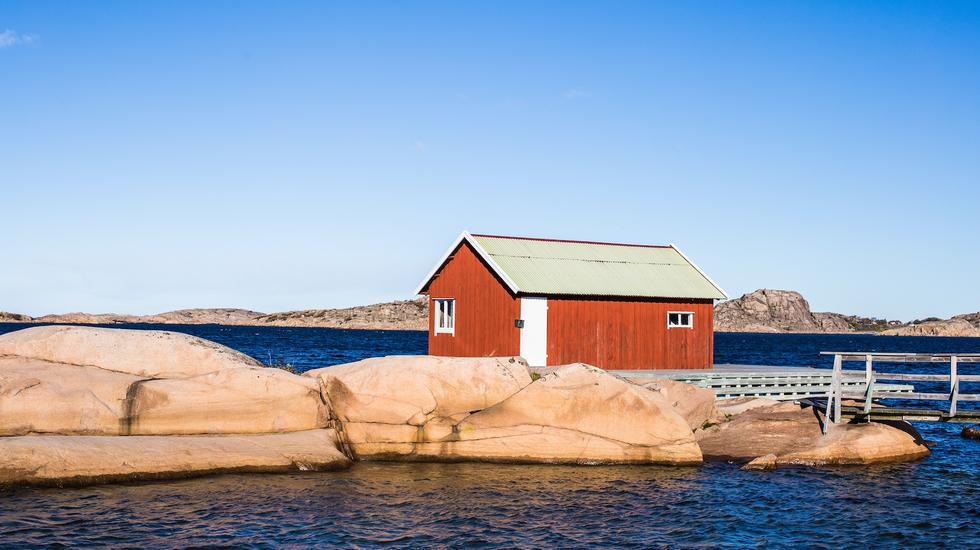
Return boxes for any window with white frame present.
[434,299,455,334]
[667,311,694,329]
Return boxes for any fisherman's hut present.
[415,232,727,370]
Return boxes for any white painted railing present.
[820,352,980,432]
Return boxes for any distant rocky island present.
[2,289,978,336]
[714,289,980,337]
[0,299,428,331]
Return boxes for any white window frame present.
[433,298,455,335]
[667,311,694,329]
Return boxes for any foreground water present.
[0,323,978,548]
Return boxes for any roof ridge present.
[487,253,684,266]
[470,233,672,249]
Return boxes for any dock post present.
[832,354,842,426]
[950,356,959,417]
[823,353,843,434]
[863,375,875,417]
[862,354,874,421]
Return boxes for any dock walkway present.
[613,364,913,401]
[819,352,980,431]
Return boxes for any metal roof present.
[416,232,727,300]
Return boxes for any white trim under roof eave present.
[413,231,521,296]
[669,243,729,300]
[466,233,521,294]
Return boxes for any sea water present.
[0,324,977,548]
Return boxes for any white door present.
[520,297,548,366]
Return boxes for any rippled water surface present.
[0,323,978,548]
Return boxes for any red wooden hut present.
[415,232,727,370]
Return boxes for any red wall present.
[545,297,715,370]
[426,242,521,357]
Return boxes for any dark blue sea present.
[0,323,978,548]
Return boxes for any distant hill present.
[3,292,976,336]
[952,312,980,328]
[0,311,33,322]
[253,298,427,330]
[28,309,265,326]
[2,300,428,331]
[713,289,902,334]
[878,318,980,337]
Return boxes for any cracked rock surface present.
[307,359,702,465]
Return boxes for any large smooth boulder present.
[713,397,783,418]
[0,357,143,436]
[0,326,262,378]
[442,364,702,465]
[125,367,329,435]
[0,430,351,487]
[640,378,717,430]
[305,355,533,426]
[341,362,702,465]
[697,402,930,466]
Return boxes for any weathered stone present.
[126,367,329,435]
[879,319,980,337]
[0,326,262,378]
[698,403,930,466]
[0,312,32,322]
[640,378,717,430]
[0,430,351,487]
[962,426,980,440]
[712,397,784,419]
[429,364,701,465]
[305,355,533,426]
[742,454,778,471]
[313,359,701,465]
[952,312,980,328]
[713,289,888,333]
[714,289,826,333]
[0,357,143,436]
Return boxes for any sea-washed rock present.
[0,325,262,378]
[331,361,703,465]
[712,397,783,419]
[0,356,142,436]
[0,430,351,487]
[125,367,330,435]
[640,378,717,430]
[440,364,702,465]
[305,355,533,426]
[742,454,778,471]
[698,403,930,466]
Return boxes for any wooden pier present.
[819,352,980,432]
[614,364,914,401]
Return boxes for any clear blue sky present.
[2,1,978,320]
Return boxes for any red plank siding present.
[426,242,521,357]
[545,297,714,370]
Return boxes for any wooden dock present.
[819,352,980,432]
[613,364,914,400]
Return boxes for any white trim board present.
[669,244,729,300]
[414,231,520,296]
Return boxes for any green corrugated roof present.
[468,234,726,300]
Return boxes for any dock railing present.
[820,352,980,432]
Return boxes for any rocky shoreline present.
[4,290,977,336]
[0,326,934,488]
[714,289,980,337]
[0,299,428,331]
